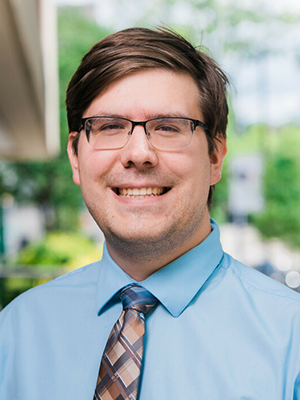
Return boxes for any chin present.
[103,223,170,245]
[109,230,163,244]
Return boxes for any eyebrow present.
[89,112,192,120]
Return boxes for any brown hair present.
[66,27,230,207]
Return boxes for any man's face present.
[68,69,226,261]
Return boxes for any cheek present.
[164,143,210,175]
[173,151,210,183]
[78,145,118,183]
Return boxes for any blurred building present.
[0,0,59,159]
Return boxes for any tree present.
[250,126,300,248]
[224,123,300,248]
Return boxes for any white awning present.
[0,0,59,159]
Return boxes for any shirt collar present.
[96,244,134,315]
[96,219,224,317]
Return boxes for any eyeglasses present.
[79,116,209,150]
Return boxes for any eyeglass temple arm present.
[193,119,209,131]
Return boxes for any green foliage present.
[6,155,83,230]
[0,278,35,310]
[210,156,229,224]
[0,231,102,309]
[58,7,111,148]
[17,231,102,268]
[250,126,300,248]
[222,124,300,248]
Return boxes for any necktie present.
[94,284,158,400]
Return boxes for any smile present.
[117,187,167,198]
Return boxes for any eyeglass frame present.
[78,116,210,150]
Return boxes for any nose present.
[120,125,158,169]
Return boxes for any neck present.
[105,215,212,281]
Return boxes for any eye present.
[155,124,179,132]
[151,119,185,136]
[90,118,128,135]
[100,123,125,131]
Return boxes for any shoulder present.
[221,252,300,306]
[0,261,101,321]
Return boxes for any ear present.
[210,136,227,186]
[67,132,81,186]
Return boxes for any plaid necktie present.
[94,284,158,400]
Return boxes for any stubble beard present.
[88,198,208,268]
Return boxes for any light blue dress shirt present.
[1,220,300,399]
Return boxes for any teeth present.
[119,187,164,197]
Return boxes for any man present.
[1,27,300,400]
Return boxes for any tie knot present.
[119,284,158,315]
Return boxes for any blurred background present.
[0,0,299,309]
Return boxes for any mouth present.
[115,187,170,198]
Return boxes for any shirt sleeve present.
[0,304,16,399]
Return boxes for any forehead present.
[83,69,203,120]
